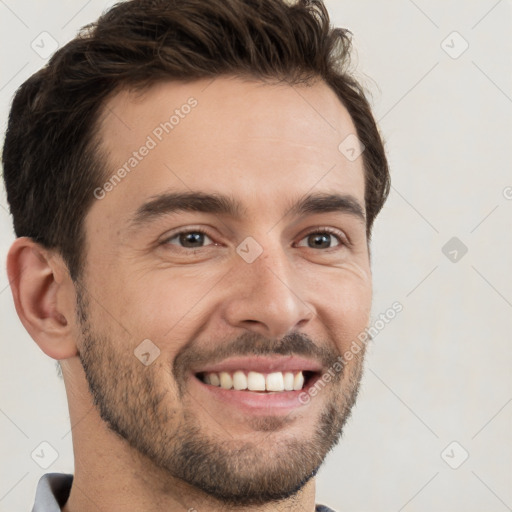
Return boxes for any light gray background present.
[1,1,511,511]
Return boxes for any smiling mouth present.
[196,370,318,392]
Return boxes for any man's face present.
[76,77,372,505]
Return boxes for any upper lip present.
[192,356,323,375]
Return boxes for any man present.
[3,0,390,510]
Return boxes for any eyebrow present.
[129,190,366,228]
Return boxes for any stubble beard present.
[75,285,366,507]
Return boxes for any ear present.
[6,237,79,359]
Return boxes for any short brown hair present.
[2,0,389,280]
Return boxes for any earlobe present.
[6,237,79,359]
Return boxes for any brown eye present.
[296,229,344,250]
[164,230,214,249]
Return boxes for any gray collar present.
[31,473,336,512]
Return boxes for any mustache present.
[172,331,342,385]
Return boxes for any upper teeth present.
[203,371,305,392]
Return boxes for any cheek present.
[104,265,222,345]
[317,267,372,351]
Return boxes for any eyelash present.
[161,226,349,250]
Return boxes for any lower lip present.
[190,375,318,414]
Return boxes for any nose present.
[221,240,316,340]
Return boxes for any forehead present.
[89,76,365,230]
[100,76,359,153]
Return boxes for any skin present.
[7,76,372,512]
